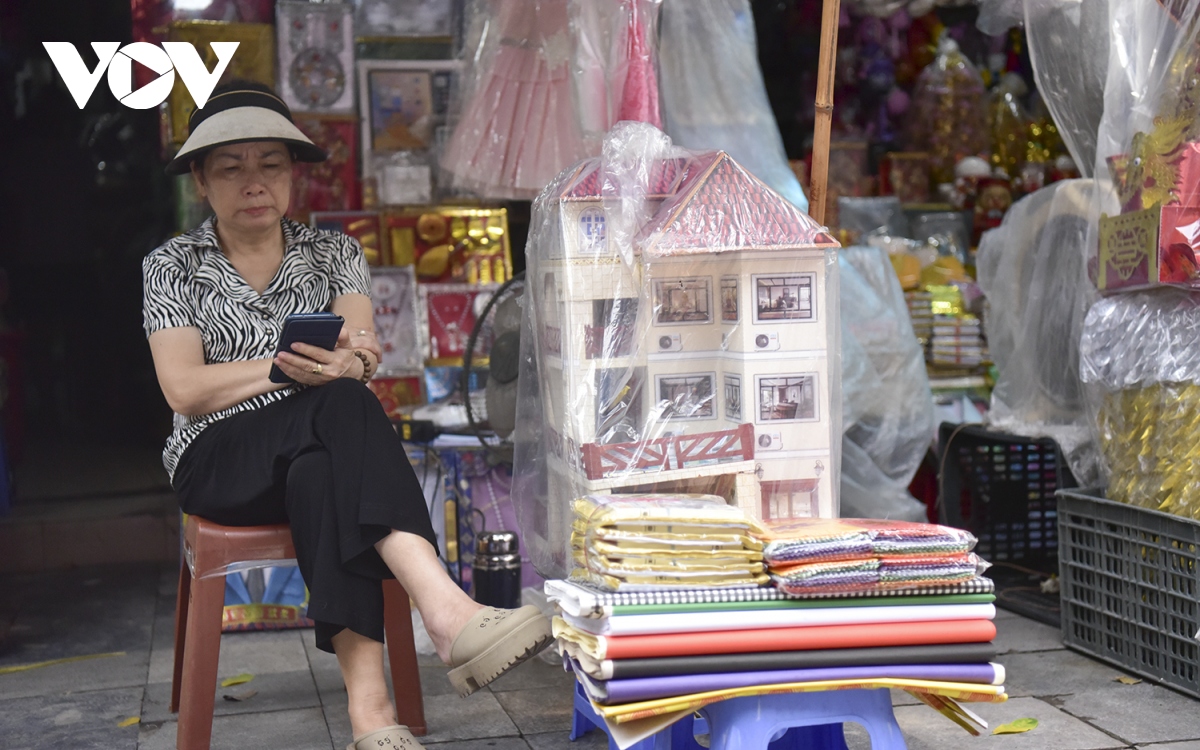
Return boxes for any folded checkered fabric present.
[761,519,976,566]
[770,554,984,596]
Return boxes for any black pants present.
[173,379,438,654]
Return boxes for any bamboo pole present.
[809,0,843,227]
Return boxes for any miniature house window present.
[753,273,815,323]
[656,373,716,420]
[721,276,738,322]
[595,367,645,445]
[756,374,818,422]
[653,277,713,325]
[541,273,562,355]
[586,298,639,359]
[578,207,607,254]
[724,375,742,421]
[762,478,820,520]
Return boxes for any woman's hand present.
[340,325,383,363]
[274,342,363,386]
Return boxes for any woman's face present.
[192,141,293,235]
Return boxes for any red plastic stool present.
[170,516,426,750]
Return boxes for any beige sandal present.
[346,724,422,750]
[446,605,553,697]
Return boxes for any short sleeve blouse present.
[142,216,371,481]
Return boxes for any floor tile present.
[526,729,610,749]
[215,629,310,678]
[1057,682,1200,745]
[0,685,142,750]
[138,706,334,750]
[421,688,519,742]
[993,614,1064,654]
[0,649,150,700]
[492,685,575,735]
[424,738,530,749]
[140,669,321,725]
[884,696,1128,750]
[1138,742,1200,749]
[1000,649,1131,697]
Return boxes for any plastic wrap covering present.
[1085,1,1200,296]
[906,38,989,186]
[975,179,1103,487]
[513,122,841,579]
[1079,290,1200,518]
[1022,0,1109,177]
[657,0,808,211]
[975,0,1023,36]
[839,246,933,522]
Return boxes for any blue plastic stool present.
[701,689,905,750]
[570,682,859,750]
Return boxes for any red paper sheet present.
[598,619,996,660]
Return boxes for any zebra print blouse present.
[141,216,372,481]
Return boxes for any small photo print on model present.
[721,276,738,322]
[724,375,742,420]
[757,374,817,422]
[754,274,814,322]
[654,277,712,325]
[658,373,716,420]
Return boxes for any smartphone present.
[268,312,345,384]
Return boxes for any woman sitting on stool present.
[142,81,551,750]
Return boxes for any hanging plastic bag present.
[657,0,808,211]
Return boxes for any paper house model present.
[536,151,839,521]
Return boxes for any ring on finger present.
[312,363,323,375]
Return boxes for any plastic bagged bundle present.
[1079,289,1200,517]
[442,0,664,200]
[906,38,990,186]
[1089,2,1200,293]
[657,0,808,211]
[570,494,767,590]
[512,122,841,579]
[975,179,1102,486]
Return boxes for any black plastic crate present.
[938,422,1074,572]
[1058,489,1200,699]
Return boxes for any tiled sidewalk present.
[2,563,1200,750]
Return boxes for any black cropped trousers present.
[172,379,438,653]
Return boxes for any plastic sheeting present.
[512,123,841,579]
[839,246,933,521]
[975,179,1102,487]
[1076,2,1200,512]
[977,0,1108,177]
[657,0,808,211]
[1079,290,1200,517]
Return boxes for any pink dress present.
[442,0,588,199]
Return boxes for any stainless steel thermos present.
[472,530,522,609]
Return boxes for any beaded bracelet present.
[352,350,373,384]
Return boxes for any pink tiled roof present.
[637,152,838,255]
[559,157,696,200]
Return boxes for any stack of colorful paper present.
[549,503,1006,741]
[568,494,769,591]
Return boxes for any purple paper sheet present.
[599,663,1000,704]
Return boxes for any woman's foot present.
[347,724,423,750]
[445,605,553,697]
[346,688,396,739]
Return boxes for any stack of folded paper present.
[549,514,1006,739]
[568,494,769,591]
